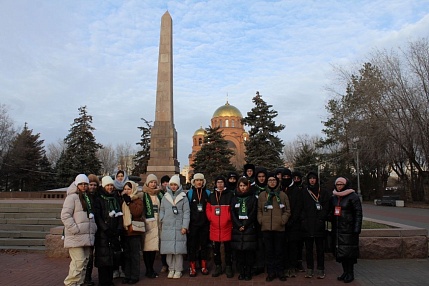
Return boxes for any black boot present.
[343,262,354,283]
[225,265,234,278]
[245,265,252,281]
[337,262,347,281]
[238,265,245,280]
[212,265,223,277]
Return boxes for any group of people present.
[61,164,362,285]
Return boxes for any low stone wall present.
[0,191,66,199]
[46,226,69,258]
[359,218,428,259]
[46,218,428,259]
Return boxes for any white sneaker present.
[168,270,175,279]
[113,270,120,279]
[119,267,126,278]
[173,271,182,279]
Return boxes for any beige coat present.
[61,183,97,248]
[140,185,162,251]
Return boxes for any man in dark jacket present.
[281,168,293,192]
[301,171,330,279]
[250,167,268,197]
[292,171,304,191]
[226,171,239,193]
[187,173,211,277]
[249,167,268,275]
[243,163,256,185]
[283,170,303,278]
[257,172,291,282]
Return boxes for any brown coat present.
[257,190,291,232]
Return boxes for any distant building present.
[188,101,248,176]
[181,165,191,183]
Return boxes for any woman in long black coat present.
[94,176,123,286]
[330,177,362,283]
[231,177,258,281]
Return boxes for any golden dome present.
[193,126,206,136]
[212,101,242,118]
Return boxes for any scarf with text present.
[236,196,249,219]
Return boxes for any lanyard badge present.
[334,206,341,216]
[215,207,221,216]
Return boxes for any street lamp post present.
[353,138,362,201]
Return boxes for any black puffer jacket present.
[284,183,303,241]
[329,179,363,263]
[300,172,330,238]
[94,187,123,267]
[230,190,258,251]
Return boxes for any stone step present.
[0,212,61,219]
[1,218,62,226]
[0,207,61,213]
[0,245,46,253]
[0,200,64,251]
[0,202,63,209]
[0,224,60,232]
[0,230,48,239]
[0,237,45,246]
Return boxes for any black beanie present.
[214,175,226,185]
[161,175,170,184]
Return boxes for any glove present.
[123,194,132,205]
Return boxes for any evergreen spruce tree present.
[39,154,57,190]
[2,124,46,191]
[241,91,285,170]
[132,118,152,176]
[191,126,236,188]
[56,106,102,185]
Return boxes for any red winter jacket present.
[206,189,234,242]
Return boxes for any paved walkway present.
[1,251,428,286]
[363,202,429,232]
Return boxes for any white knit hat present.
[191,173,206,187]
[102,176,115,188]
[74,174,89,186]
[145,174,158,186]
[169,175,181,187]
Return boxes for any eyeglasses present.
[335,183,345,186]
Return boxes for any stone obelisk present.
[146,11,180,179]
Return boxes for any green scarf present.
[237,196,249,219]
[100,195,122,217]
[266,191,281,206]
[254,184,265,196]
[144,193,162,221]
[82,193,94,219]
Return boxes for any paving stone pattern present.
[1,251,429,286]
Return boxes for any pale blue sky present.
[1,0,429,169]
